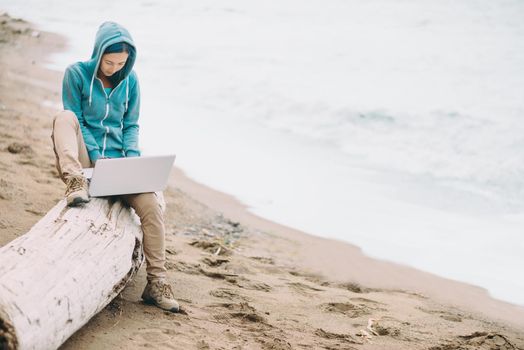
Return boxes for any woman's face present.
[99,52,129,77]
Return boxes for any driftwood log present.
[0,197,145,350]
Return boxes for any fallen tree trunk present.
[0,197,144,350]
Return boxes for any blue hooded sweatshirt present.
[62,21,140,162]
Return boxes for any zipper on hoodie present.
[96,78,125,157]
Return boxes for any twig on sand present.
[367,318,379,336]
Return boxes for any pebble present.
[7,142,32,154]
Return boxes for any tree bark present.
[0,197,144,350]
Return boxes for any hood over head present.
[88,21,137,106]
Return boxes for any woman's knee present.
[53,110,79,128]
[131,193,163,220]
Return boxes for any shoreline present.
[1,12,523,349]
[171,167,524,329]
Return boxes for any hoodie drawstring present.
[89,74,95,106]
[125,77,129,112]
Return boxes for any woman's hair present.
[103,42,133,55]
[102,42,135,85]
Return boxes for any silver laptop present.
[84,155,176,197]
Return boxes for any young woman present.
[51,21,179,313]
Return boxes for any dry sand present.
[1,13,523,350]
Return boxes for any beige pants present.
[52,110,167,281]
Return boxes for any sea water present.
[1,0,523,305]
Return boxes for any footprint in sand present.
[256,335,293,350]
[235,279,272,292]
[210,288,250,302]
[287,282,325,295]
[371,317,403,338]
[349,297,388,312]
[416,306,463,323]
[201,256,230,267]
[320,302,371,318]
[430,331,518,350]
[208,302,269,326]
[189,239,232,256]
[336,282,369,293]
[288,270,330,287]
[198,267,238,282]
[314,328,362,347]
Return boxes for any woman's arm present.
[122,72,141,157]
[62,66,102,162]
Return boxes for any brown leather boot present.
[141,279,180,312]
[65,175,90,207]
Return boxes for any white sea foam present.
[2,0,523,305]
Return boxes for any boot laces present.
[161,283,174,299]
[66,176,86,195]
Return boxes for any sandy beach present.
[1,13,523,350]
